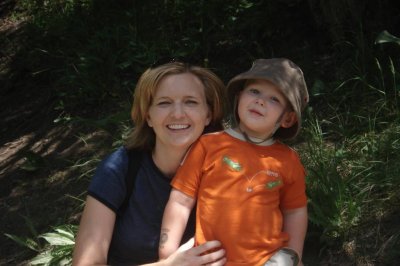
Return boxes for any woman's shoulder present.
[88,147,135,212]
[101,146,129,166]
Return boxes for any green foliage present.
[302,119,354,240]
[375,30,400,46]
[4,233,41,252]
[30,225,76,266]
[303,116,400,229]
[6,225,77,266]
[4,215,42,252]
[302,43,400,262]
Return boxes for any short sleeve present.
[279,150,307,210]
[88,147,129,212]
[171,140,207,198]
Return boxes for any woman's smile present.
[167,124,191,130]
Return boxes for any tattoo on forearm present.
[159,228,169,249]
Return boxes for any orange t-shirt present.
[171,129,307,266]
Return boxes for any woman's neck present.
[152,146,187,178]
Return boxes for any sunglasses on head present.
[150,56,193,69]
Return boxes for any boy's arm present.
[282,206,308,263]
[159,188,196,260]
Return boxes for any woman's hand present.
[162,238,226,266]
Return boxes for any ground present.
[0,6,113,264]
[0,75,115,265]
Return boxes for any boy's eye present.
[248,88,260,95]
[267,96,283,106]
[270,96,280,103]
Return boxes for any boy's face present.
[237,79,297,140]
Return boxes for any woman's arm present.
[282,206,308,264]
[73,195,225,266]
[158,189,195,259]
[72,196,116,266]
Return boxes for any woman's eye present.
[186,99,199,105]
[157,101,170,106]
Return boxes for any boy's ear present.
[281,111,297,128]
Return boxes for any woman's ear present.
[281,111,297,128]
[205,114,211,126]
[146,114,153,127]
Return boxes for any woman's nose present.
[171,103,185,118]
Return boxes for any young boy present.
[159,58,309,266]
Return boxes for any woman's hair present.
[125,62,226,150]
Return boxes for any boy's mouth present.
[249,108,263,116]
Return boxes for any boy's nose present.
[255,97,265,106]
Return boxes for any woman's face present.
[147,73,211,152]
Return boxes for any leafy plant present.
[4,215,42,252]
[6,225,77,266]
[375,31,400,45]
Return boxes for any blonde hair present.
[125,62,226,150]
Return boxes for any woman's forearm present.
[158,201,192,258]
[159,189,195,259]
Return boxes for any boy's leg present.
[264,248,299,266]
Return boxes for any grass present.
[300,52,400,263]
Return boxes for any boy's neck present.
[227,128,275,146]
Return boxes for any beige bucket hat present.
[227,58,309,140]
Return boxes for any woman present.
[72,60,227,266]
